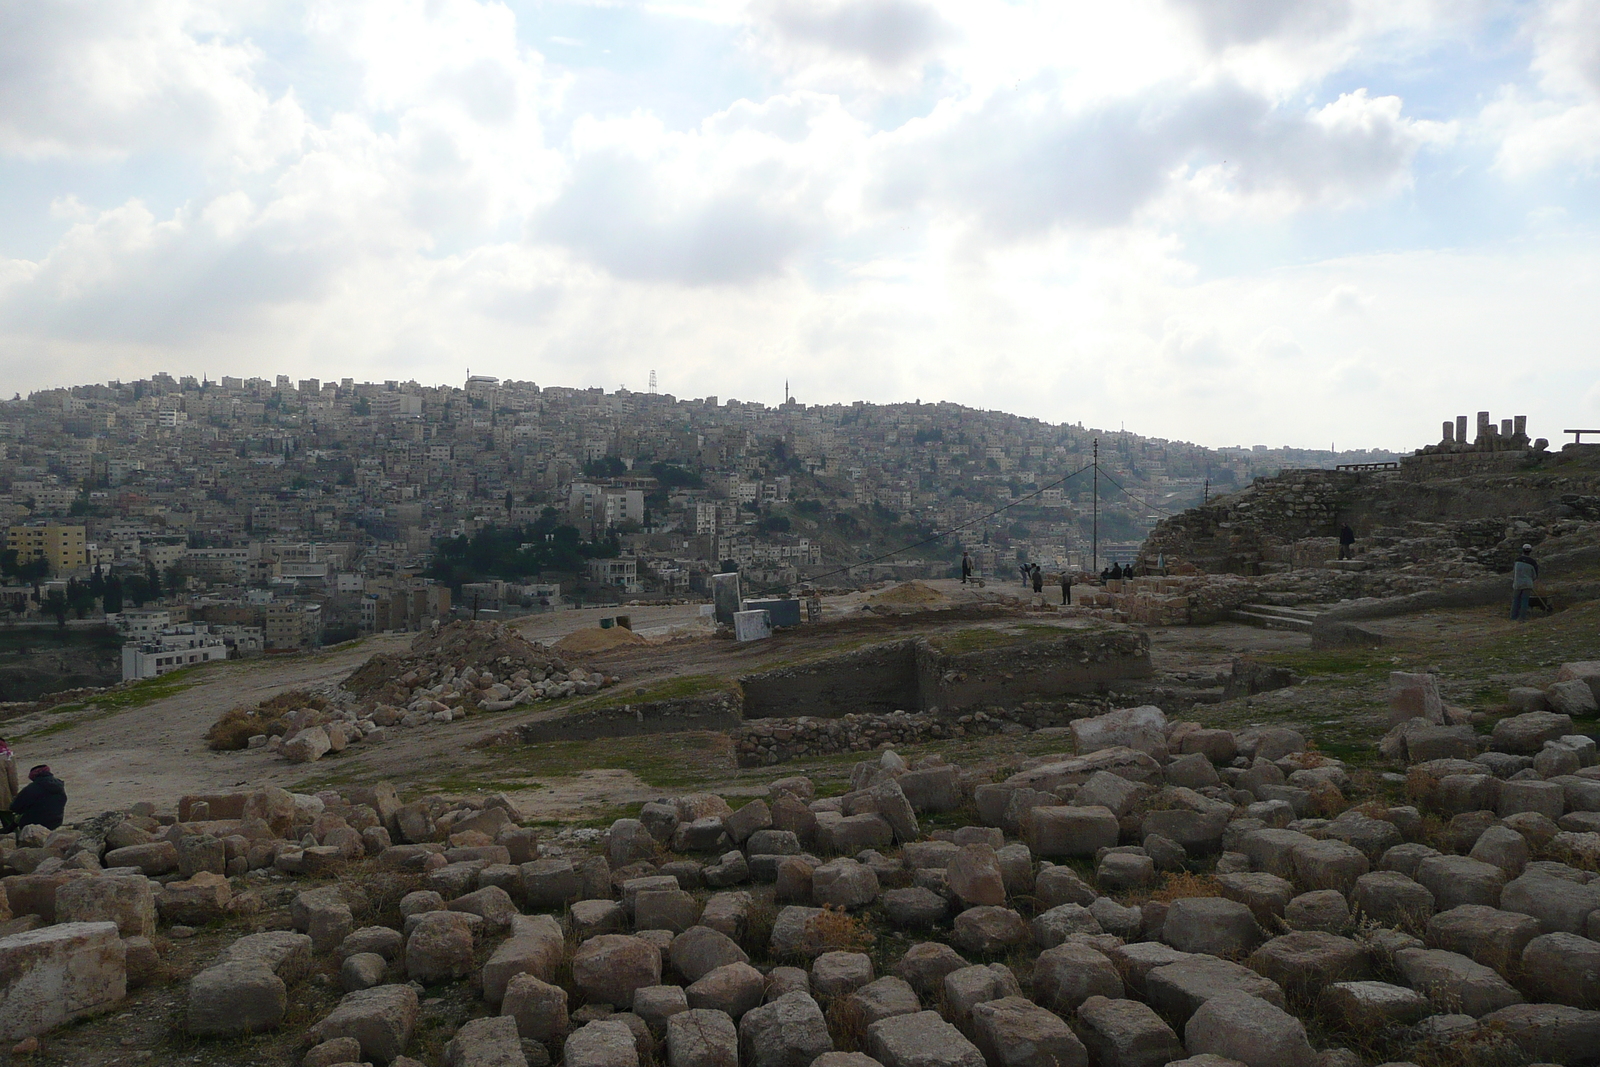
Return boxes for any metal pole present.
[1092,438,1099,574]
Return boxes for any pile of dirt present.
[344,621,568,697]
[868,580,950,607]
[553,626,648,654]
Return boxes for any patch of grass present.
[578,672,739,711]
[20,670,200,739]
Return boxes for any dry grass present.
[204,689,326,750]
[825,994,871,1052]
[810,905,876,954]
[1148,871,1224,902]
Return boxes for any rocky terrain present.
[3,657,1600,1066]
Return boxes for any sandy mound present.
[344,620,566,696]
[554,625,648,654]
[869,580,951,607]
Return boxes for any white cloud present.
[0,0,1594,452]
[0,0,305,165]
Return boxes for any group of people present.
[0,737,67,837]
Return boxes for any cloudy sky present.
[2,0,1598,450]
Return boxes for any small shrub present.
[204,689,326,750]
[811,905,875,954]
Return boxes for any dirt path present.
[9,636,408,814]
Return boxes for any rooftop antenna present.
[649,370,657,395]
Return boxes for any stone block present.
[341,952,388,991]
[306,983,420,1063]
[1034,865,1096,909]
[1030,904,1103,948]
[1216,872,1295,924]
[1289,839,1368,896]
[1352,872,1434,928]
[1425,905,1540,975]
[102,842,179,876]
[738,991,832,1067]
[812,950,873,999]
[1145,956,1284,1027]
[445,1015,527,1067]
[1246,933,1369,998]
[824,814,895,855]
[407,911,476,984]
[54,875,156,938]
[947,846,1006,908]
[951,906,1028,956]
[1030,943,1123,1015]
[1480,1003,1600,1066]
[686,962,765,1020]
[847,976,920,1025]
[1520,932,1600,1007]
[217,929,314,984]
[483,914,564,1007]
[0,922,125,1041]
[1283,890,1348,933]
[572,935,662,1008]
[667,1008,738,1067]
[1502,870,1600,933]
[567,1020,641,1067]
[894,943,969,998]
[1392,947,1523,1017]
[1162,897,1262,957]
[942,964,1022,1032]
[186,960,284,1037]
[1548,679,1599,716]
[1499,779,1566,819]
[1492,711,1574,754]
[1070,706,1168,760]
[1318,980,1429,1027]
[503,973,569,1042]
[1183,990,1316,1067]
[969,996,1086,1067]
[1025,806,1118,858]
[867,1010,985,1067]
[635,889,702,934]
[813,859,879,909]
[1072,996,1182,1067]
[1415,854,1506,911]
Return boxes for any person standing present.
[10,765,66,834]
[961,551,972,584]
[1031,564,1044,602]
[0,737,18,822]
[1338,523,1356,560]
[1511,544,1539,621]
[1059,569,1072,605]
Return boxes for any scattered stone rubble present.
[4,659,1600,1065]
[233,622,625,762]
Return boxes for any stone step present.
[1229,608,1315,632]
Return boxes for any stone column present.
[1442,421,1454,443]
[1456,415,1468,444]
[1501,418,1514,438]
[1514,415,1527,438]
[711,572,741,626]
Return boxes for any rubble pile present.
[211,622,627,762]
[4,663,1600,1065]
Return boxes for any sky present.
[1,0,1598,451]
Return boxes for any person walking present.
[1511,544,1539,621]
[1338,523,1356,560]
[1031,564,1044,603]
[1059,569,1072,605]
[10,765,66,835]
[961,551,972,584]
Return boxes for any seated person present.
[10,765,67,833]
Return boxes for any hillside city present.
[0,372,1395,684]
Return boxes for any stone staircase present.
[1230,603,1324,632]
